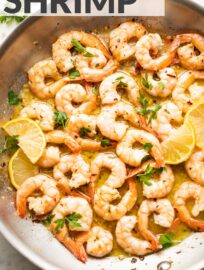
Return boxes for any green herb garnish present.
[137,164,164,186]
[142,74,153,90]
[143,143,153,152]
[1,135,19,153]
[159,232,174,249]
[159,82,165,90]
[41,214,55,226]
[69,67,80,79]
[54,218,65,233]
[79,127,91,138]
[146,104,162,124]
[92,85,98,96]
[71,39,94,57]
[65,213,82,228]
[101,138,112,147]
[54,111,68,129]
[8,90,20,105]
[0,16,26,24]
[116,76,128,88]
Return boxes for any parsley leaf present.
[71,39,94,57]
[142,74,153,90]
[1,135,19,153]
[69,67,80,79]
[41,214,55,226]
[8,90,20,105]
[92,85,98,96]
[65,213,81,228]
[0,16,26,24]
[54,218,65,233]
[159,82,165,90]
[101,138,112,147]
[159,232,174,249]
[54,111,68,129]
[137,164,164,186]
[116,77,128,88]
[146,104,162,124]
[79,127,91,138]
[143,143,153,152]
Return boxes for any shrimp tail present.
[63,237,88,263]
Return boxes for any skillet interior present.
[0,1,204,269]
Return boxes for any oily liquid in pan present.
[1,25,204,259]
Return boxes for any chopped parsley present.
[69,67,80,79]
[54,111,68,129]
[101,138,112,147]
[79,127,91,138]
[0,16,26,24]
[116,76,128,88]
[159,82,165,90]
[137,164,164,186]
[143,143,153,152]
[92,85,99,96]
[142,73,153,90]
[41,214,55,226]
[159,232,174,249]
[1,135,19,153]
[8,90,20,105]
[71,39,94,57]
[54,213,81,232]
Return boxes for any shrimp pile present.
[6,22,204,263]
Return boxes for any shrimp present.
[76,55,118,83]
[173,181,204,231]
[116,128,164,168]
[172,71,204,112]
[116,216,154,256]
[20,101,55,131]
[109,21,147,62]
[52,31,111,73]
[55,82,97,117]
[37,146,60,168]
[99,72,140,105]
[151,101,183,141]
[50,196,93,263]
[53,154,90,194]
[135,34,178,71]
[97,101,150,141]
[28,59,66,99]
[176,33,204,70]
[16,174,60,218]
[185,149,204,186]
[86,226,113,257]
[89,152,127,203]
[45,130,81,153]
[94,178,137,221]
[138,199,175,249]
[141,68,177,98]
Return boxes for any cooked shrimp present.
[86,226,113,257]
[176,33,204,70]
[151,101,183,141]
[138,199,175,249]
[16,174,60,218]
[37,146,60,168]
[135,34,178,71]
[174,181,204,231]
[94,178,137,221]
[52,31,111,72]
[109,21,147,61]
[53,154,90,193]
[89,152,127,202]
[97,101,149,141]
[45,130,81,153]
[185,149,204,186]
[28,59,66,99]
[172,71,204,112]
[116,128,164,167]
[55,83,97,117]
[99,72,140,105]
[20,101,55,131]
[50,196,93,263]
[76,55,118,82]
[116,216,154,256]
[141,68,177,98]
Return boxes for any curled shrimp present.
[185,149,204,186]
[138,199,175,250]
[53,154,90,193]
[151,101,183,141]
[99,72,140,105]
[20,101,55,131]
[176,33,204,70]
[94,178,137,221]
[109,21,147,61]
[28,59,66,99]
[141,68,177,98]
[116,128,164,168]
[52,31,111,73]
[116,216,154,256]
[174,181,204,231]
[135,33,178,71]
[50,196,93,263]
[37,146,60,168]
[97,101,150,141]
[16,174,60,218]
[172,71,204,112]
[45,130,81,153]
[55,82,96,117]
